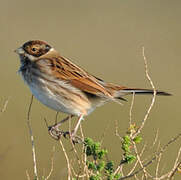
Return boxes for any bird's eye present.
[32,47,37,52]
[45,45,50,50]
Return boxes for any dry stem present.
[45,146,55,180]
[59,139,72,180]
[132,47,156,139]
[27,95,38,179]
[129,92,135,126]
[119,133,181,179]
[26,170,30,180]
[0,98,9,113]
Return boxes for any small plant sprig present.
[121,124,142,164]
[84,138,121,180]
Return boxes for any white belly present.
[28,80,91,116]
[30,84,69,113]
[19,64,92,116]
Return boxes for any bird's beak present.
[14,47,25,55]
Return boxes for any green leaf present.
[114,173,122,179]
[125,154,136,164]
[123,135,131,145]
[87,161,97,170]
[89,174,101,180]
[122,143,130,152]
[97,149,108,159]
[105,161,114,174]
[133,136,142,143]
[97,161,105,172]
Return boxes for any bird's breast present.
[21,69,92,116]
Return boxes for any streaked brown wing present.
[41,55,112,97]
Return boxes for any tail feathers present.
[115,88,172,100]
[122,88,171,96]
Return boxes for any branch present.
[27,95,38,179]
[59,139,71,180]
[119,133,181,179]
[132,47,157,139]
[45,146,55,180]
[0,98,9,113]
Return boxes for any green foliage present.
[97,161,105,172]
[105,161,114,174]
[105,165,121,179]
[89,174,101,180]
[105,161,121,180]
[122,135,131,153]
[133,136,142,143]
[84,138,107,160]
[121,128,142,164]
[36,129,142,180]
[124,154,136,164]
[37,177,44,180]
[84,138,121,180]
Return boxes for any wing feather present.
[38,55,112,97]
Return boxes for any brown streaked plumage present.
[15,40,171,140]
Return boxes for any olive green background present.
[0,0,180,179]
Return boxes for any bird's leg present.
[72,115,84,136]
[48,115,73,140]
[69,115,84,143]
[48,114,84,143]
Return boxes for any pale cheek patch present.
[49,48,55,52]
[25,53,37,61]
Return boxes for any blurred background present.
[0,0,180,179]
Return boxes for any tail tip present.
[156,91,172,96]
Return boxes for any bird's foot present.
[48,126,83,144]
[62,130,83,144]
[48,125,65,140]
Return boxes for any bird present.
[15,40,171,140]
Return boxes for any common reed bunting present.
[15,40,171,140]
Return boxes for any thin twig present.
[172,146,181,171]
[26,170,31,180]
[161,133,181,154]
[127,143,147,176]
[129,92,135,127]
[69,141,82,178]
[119,133,181,179]
[134,174,139,180]
[133,142,148,179]
[80,124,89,179]
[45,146,55,180]
[71,165,87,178]
[0,98,9,113]
[59,139,71,180]
[100,119,111,145]
[68,116,82,177]
[27,95,38,179]
[169,161,181,180]
[115,120,122,141]
[152,130,159,148]
[133,47,157,139]
[155,151,162,179]
[168,146,181,179]
[80,124,90,179]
